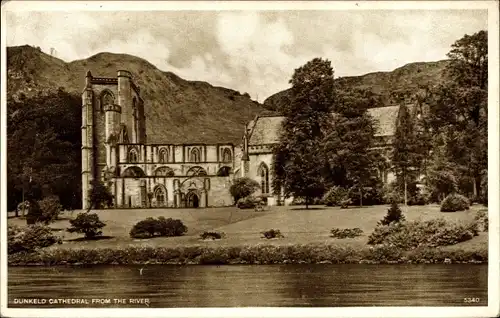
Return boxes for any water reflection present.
[8,265,487,307]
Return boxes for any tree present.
[7,89,82,212]
[391,104,424,206]
[67,213,106,239]
[323,88,379,206]
[87,180,114,212]
[229,177,260,203]
[446,30,488,90]
[272,58,334,208]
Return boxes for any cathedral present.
[81,70,413,209]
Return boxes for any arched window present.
[121,166,146,178]
[154,185,167,207]
[128,148,138,163]
[159,148,168,163]
[258,163,270,194]
[190,148,201,163]
[155,166,174,177]
[186,166,207,177]
[101,91,114,106]
[222,148,232,163]
[217,166,231,177]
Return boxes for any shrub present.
[330,228,363,239]
[156,217,188,236]
[25,200,42,225]
[440,193,470,212]
[474,209,488,232]
[378,202,406,225]
[67,213,106,239]
[8,224,61,254]
[200,231,225,240]
[129,217,187,238]
[37,195,62,224]
[236,196,259,209]
[229,178,260,203]
[261,229,284,239]
[17,201,30,215]
[129,217,158,238]
[408,188,431,206]
[323,186,350,207]
[368,218,477,250]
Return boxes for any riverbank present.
[8,241,488,266]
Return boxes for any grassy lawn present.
[7,204,488,250]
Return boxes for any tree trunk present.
[472,176,478,197]
[359,188,363,207]
[404,179,408,207]
[305,196,309,209]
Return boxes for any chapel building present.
[81,70,420,209]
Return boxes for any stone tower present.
[81,70,146,209]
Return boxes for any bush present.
[378,202,406,225]
[8,224,61,254]
[25,200,42,225]
[261,229,284,239]
[330,228,363,239]
[323,186,350,207]
[408,188,431,206]
[129,217,187,238]
[200,231,225,240]
[474,209,488,232]
[230,178,260,203]
[236,196,259,209]
[129,217,158,238]
[156,217,188,236]
[440,193,470,212]
[368,218,477,250]
[37,196,62,224]
[67,213,106,239]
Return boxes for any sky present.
[5,6,488,101]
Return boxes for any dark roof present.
[248,105,411,145]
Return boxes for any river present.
[8,264,487,307]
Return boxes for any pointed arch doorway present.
[186,191,200,208]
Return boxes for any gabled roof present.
[247,105,411,145]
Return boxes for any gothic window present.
[186,166,208,177]
[155,166,174,177]
[217,166,231,177]
[190,148,201,163]
[258,163,270,194]
[159,148,169,163]
[222,148,232,163]
[121,166,145,178]
[154,185,167,207]
[128,148,138,163]
[101,91,114,106]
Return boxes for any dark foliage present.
[129,217,187,238]
[229,178,260,203]
[67,213,106,239]
[379,202,406,225]
[200,231,225,240]
[8,224,61,254]
[261,229,284,239]
[440,193,470,212]
[330,228,363,239]
[7,89,82,211]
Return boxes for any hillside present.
[7,45,268,144]
[263,60,450,111]
[7,45,451,143]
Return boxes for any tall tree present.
[425,30,488,198]
[7,89,82,212]
[391,104,423,206]
[323,88,379,206]
[272,58,334,208]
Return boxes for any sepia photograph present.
[1,1,499,317]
